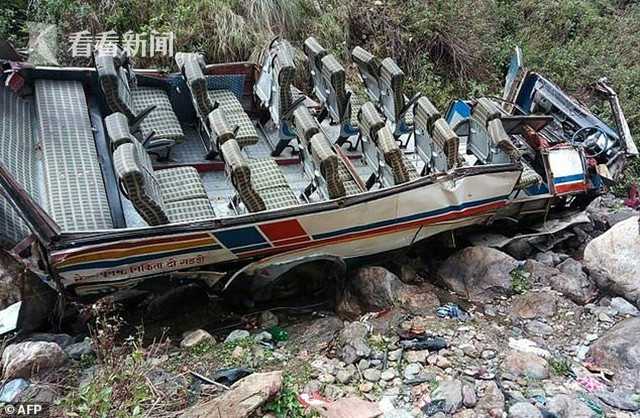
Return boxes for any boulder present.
[546,394,596,418]
[508,402,542,418]
[552,259,597,304]
[24,333,74,348]
[510,291,557,319]
[180,371,282,418]
[2,341,66,379]
[437,247,518,302]
[224,329,250,343]
[337,266,401,318]
[502,350,549,380]
[431,379,463,414]
[181,329,214,348]
[396,283,441,315]
[64,338,93,360]
[524,259,596,305]
[583,216,640,306]
[287,316,343,352]
[586,317,640,390]
[610,297,639,316]
[337,322,371,364]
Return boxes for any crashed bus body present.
[0,41,635,298]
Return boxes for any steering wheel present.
[570,126,610,158]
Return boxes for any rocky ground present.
[0,195,638,418]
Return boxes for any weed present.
[549,356,573,377]
[510,268,531,294]
[265,374,316,418]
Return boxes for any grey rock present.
[380,369,396,381]
[596,389,640,411]
[584,216,640,306]
[475,381,505,417]
[2,341,66,379]
[587,317,640,389]
[16,383,57,404]
[323,384,344,400]
[258,311,279,329]
[525,320,553,336]
[548,258,597,304]
[437,247,518,302]
[363,368,381,382]
[64,338,93,360]
[146,369,188,398]
[403,349,428,363]
[253,331,272,343]
[24,333,74,349]
[403,363,421,379]
[224,329,250,343]
[336,365,356,384]
[319,373,335,384]
[508,401,542,418]
[388,348,402,361]
[502,350,549,380]
[357,358,370,371]
[610,297,639,316]
[510,291,557,319]
[547,394,596,418]
[462,383,477,407]
[481,350,497,360]
[534,251,559,266]
[337,266,401,318]
[338,322,371,364]
[303,380,321,394]
[0,378,29,402]
[431,379,463,414]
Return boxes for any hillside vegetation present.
[2,0,639,186]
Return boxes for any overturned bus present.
[0,40,636,300]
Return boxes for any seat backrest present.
[304,37,328,103]
[320,54,349,123]
[113,141,169,225]
[431,119,460,169]
[105,112,137,149]
[220,139,266,212]
[293,106,320,146]
[95,48,135,119]
[352,46,381,102]
[358,101,385,140]
[177,52,213,118]
[208,108,236,146]
[469,98,520,163]
[379,57,405,123]
[273,39,296,123]
[309,132,346,199]
[376,126,409,185]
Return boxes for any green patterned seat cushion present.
[130,86,184,142]
[0,86,39,243]
[207,90,258,147]
[36,80,114,231]
[165,198,215,223]
[249,159,298,211]
[156,166,208,203]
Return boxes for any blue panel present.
[445,100,471,124]
[207,75,246,99]
[214,226,266,249]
